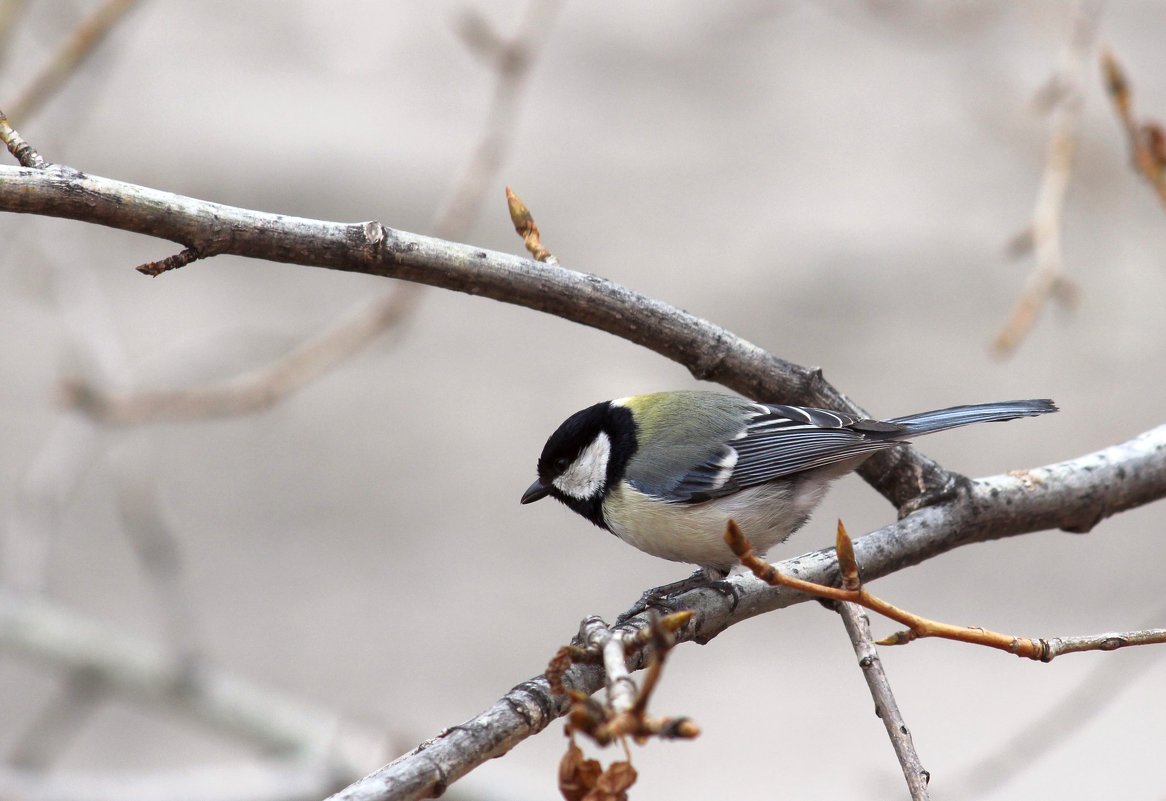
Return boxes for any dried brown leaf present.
[592,760,638,800]
[559,740,603,801]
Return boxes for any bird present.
[521,391,1056,582]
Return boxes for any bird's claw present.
[898,473,972,518]
[615,570,738,624]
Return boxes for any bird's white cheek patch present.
[553,432,611,500]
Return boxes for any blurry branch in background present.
[727,519,1166,661]
[1102,49,1166,208]
[1,259,204,768]
[109,437,202,659]
[834,601,930,801]
[0,590,388,759]
[68,0,563,424]
[5,0,141,123]
[2,25,199,779]
[0,0,28,58]
[0,0,166,595]
[992,0,1098,357]
[0,590,397,801]
[0,759,373,801]
[330,425,1166,801]
[7,671,103,770]
[950,604,1166,800]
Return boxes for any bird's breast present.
[602,480,820,571]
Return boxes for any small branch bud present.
[835,519,861,591]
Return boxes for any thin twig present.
[835,602,930,800]
[136,246,203,276]
[559,613,697,747]
[602,629,637,715]
[0,108,46,167]
[6,0,142,124]
[992,0,1098,356]
[726,520,1166,662]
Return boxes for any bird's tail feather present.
[887,399,1057,437]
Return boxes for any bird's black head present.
[520,400,637,528]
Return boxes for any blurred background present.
[1,1,1165,799]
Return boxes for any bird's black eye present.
[552,456,571,474]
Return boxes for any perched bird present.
[521,391,1056,578]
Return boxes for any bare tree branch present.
[0,161,958,511]
[329,424,1166,801]
[729,520,1166,661]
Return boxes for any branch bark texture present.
[0,163,944,509]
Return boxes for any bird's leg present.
[615,567,738,623]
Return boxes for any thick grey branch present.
[0,163,943,508]
[330,424,1166,801]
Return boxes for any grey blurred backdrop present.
[1,1,1165,799]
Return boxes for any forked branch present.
[726,520,1166,662]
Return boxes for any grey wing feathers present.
[729,429,896,485]
[665,403,903,503]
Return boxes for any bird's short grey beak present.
[521,479,550,504]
